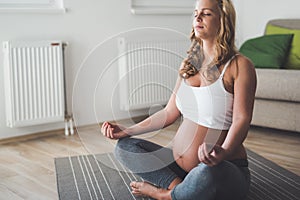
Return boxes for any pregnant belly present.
[172,119,207,172]
[172,118,227,172]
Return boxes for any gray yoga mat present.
[55,149,300,200]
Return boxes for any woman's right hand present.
[101,121,130,140]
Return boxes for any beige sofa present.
[251,68,300,132]
[250,19,300,132]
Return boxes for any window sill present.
[0,7,66,14]
[131,7,192,15]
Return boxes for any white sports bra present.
[175,56,235,130]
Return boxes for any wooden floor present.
[0,120,299,200]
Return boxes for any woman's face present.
[193,0,221,41]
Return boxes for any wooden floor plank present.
[0,184,23,200]
[244,126,300,175]
[2,175,57,200]
[0,122,299,199]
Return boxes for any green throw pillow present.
[266,24,300,69]
[239,34,294,69]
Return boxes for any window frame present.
[0,0,66,14]
[131,0,195,15]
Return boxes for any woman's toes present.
[130,181,138,189]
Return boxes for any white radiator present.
[3,41,65,128]
[118,37,189,110]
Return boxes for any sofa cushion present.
[239,34,293,69]
[266,24,300,69]
[252,99,300,132]
[255,68,300,102]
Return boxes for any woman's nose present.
[196,14,203,22]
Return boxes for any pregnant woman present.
[101,0,256,199]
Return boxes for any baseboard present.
[0,115,149,145]
[0,128,65,145]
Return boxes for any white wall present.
[0,0,192,139]
[1,0,300,139]
[234,0,300,47]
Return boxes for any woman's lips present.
[195,25,204,30]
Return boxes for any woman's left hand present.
[198,143,227,166]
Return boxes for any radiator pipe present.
[62,42,74,136]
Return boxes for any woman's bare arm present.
[198,55,257,165]
[102,76,183,139]
[221,55,257,157]
[125,77,182,135]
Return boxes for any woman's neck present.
[202,39,216,65]
[202,39,216,56]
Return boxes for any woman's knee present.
[115,137,131,150]
[173,162,249,200]
[191,163,215,180]
[114,137,149,162]
[188,163,216,195]
[171,164,216,200]
[114,137,134,159]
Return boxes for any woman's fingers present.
[198,143,215,166]
[101,121,107,129]
[101,122,111,138]
[200,143,210,159]
[100,122,105,133]
[104,123,110,137]
[101,122,117,139]
[200,143,223,166]
[106,123,113,139]
[101,122,106,135]
[101,122,128,140]
[109,125,114,138]
[203,143,209,158]
[198,144,205,162]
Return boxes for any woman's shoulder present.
[235,53,254,67]
[231,53,256,77]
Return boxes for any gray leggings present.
[115,137,250,200]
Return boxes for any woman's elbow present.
[232,114,252,127]
[164,107,181,125]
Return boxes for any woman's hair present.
[180,0,237,79]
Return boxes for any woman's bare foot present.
[130,181,171,200]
